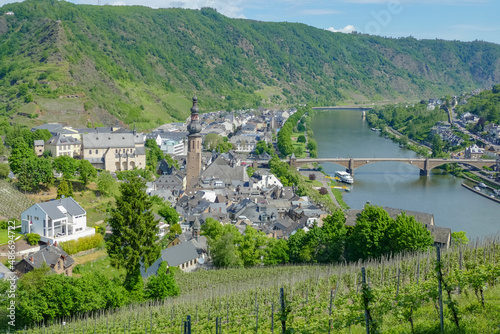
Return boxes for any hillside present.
[0,0,499,130]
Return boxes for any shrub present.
[309,173,316,181]
[60,234,105,255]
[319,187,328,195]
[24,233,40,246]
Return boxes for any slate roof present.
[0,263,15,280]
[141,238,206,277]
[31,123,63,133]
[45,134,81,146]
[201,156,249,184]
[82,133,144,149]
[154,174,184,189]
[34,140,45,146]
[16,245,75,270]
[34,197,86,221]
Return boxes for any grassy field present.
[73,254,126,280]
[0,227,22,245]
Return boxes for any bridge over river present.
[289,156,498,176]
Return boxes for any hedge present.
[59,233,104,255]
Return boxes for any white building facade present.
[21,197,95,243]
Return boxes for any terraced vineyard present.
[0,180,33,220]
[22,238,500,333]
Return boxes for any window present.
[57,261,61,270]
[89,150,91,155]
[95,150,98,154]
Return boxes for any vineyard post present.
[280,287,286,334]
[187,315,192,334]
[256,302,259,332]
[271,302,274,333]
[458,246,463,294]
[396,268,401,298]
[306,286,309,305]
[215,317,219,334]
[226,303,229,330]
[329,289,333,316]
[436,246,444,334]
[416,257,420,285]
[361,267,370,334]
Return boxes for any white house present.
[21,197,95,243]
[252,172,283,189]
[160,139,185,156]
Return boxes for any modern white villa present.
[21,197,95,243]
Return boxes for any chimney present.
[30,256,33,262]
[299,203,302,208]
[54,241,58,247]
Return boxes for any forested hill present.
[1,0,499,129]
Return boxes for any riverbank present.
[461,183,500,204]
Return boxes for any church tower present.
[186,95,202,190]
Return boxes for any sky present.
[1,0,499,45]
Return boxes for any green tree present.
[145,139,163,172]
[307,140,317,151]
[24,233,41,246]
[287,228,308,263]
[158,204,179,225]
[78,160,97,187]
[451,231,469,246]
[201,217,225,242]
[0,164,9,179]
[37,157,54,187]
[145,262,180,300]
[53,155,78,179]
[319,210,348,263]
[203,133,224,151]
[246,166,255,177]
[210,233,243,268]
[347,205,393,261]
[8,140,34,175]
[263,238,289,265]
[389,212,433,253]
[57,179,71,199]
[431,134,444,158]
[106,176,160,290]
[97,171,115,196]
[16,158,39,192]
[297,135,306,143]
[238,225,267,267]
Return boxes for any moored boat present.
[335,171,354,184]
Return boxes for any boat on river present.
[335,171,354,184]
[478,182,487,188]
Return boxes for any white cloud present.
[326,25,356,33]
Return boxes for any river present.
[311,108,499,239]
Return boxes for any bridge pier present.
[347,158,354,176]
[419,169,429,176]
[420,158,429,177]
